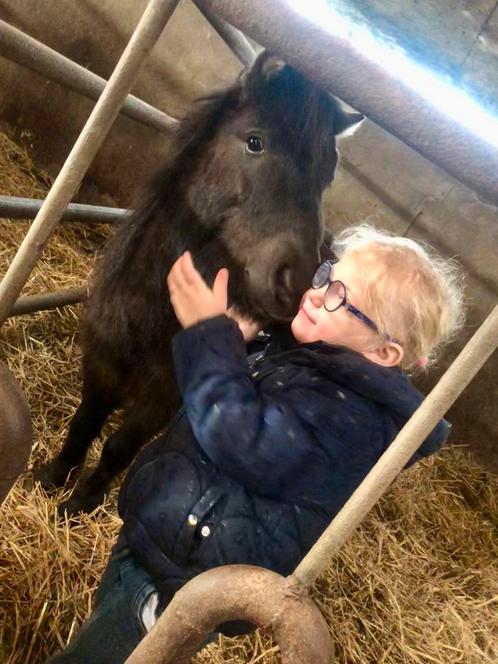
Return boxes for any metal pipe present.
[0,18,178,134]
[0,195,127,223]
[0,0,181,327]
[10,287,87,317]
[193,2,256,68]
[294,304,498,587]
[125,565,334,664]
[196,0,498,206]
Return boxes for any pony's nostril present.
[272,264,294,301]
[280,265,293,293]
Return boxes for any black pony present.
[36,53,363,514]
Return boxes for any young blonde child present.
[289,224,464,369]
[50,225,464,663]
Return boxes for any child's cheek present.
[291,314,306,343]
[290,315,299,337]
[318,312,337,342]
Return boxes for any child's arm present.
[171,315,327,497]
[167,253,331,497]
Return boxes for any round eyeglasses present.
[312,259,395,341]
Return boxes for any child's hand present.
[167,252,229,328]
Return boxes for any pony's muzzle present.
[245,237,317,320]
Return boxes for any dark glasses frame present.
[312,259,395,341]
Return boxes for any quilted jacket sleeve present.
[171,315,328,497]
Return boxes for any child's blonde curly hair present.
[332,225,466,371]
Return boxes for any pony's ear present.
[333,103,365,136]
[241,51,286,98]
[259,54,286,80]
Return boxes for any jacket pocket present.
[172,483,227,562]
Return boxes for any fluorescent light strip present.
[287,0,498,149]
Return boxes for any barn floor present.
[0,130,497,664]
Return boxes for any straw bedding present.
[0,131,496,663]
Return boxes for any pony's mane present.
[253,65,338,191]
[151,83,243,203]
[95,84,243,289]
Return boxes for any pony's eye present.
[246,135,264,154]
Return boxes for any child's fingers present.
[179,251,202,287]
[168,253,198,295]
[168,254,229,323]
[212,268,229,309]
[167,266,183,296]
[170,253,187,276]
[169,253,200,297]
[166,271,175,295]
[167,255,186,290]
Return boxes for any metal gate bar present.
[0,18,179,134]
[0,0,181,326]
[0,9,255,137]
[193,1,256,68]
[11,287,87,317]
[126,566,334,664]
[0,195,126,223]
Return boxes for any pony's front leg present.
[34,384,118,489]
[58,399,175,516]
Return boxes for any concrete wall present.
[0,0,496,470]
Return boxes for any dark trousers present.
[48,545,254,663]
[48,547,159,664]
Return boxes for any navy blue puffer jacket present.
[118,316,448,602]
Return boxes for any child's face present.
[291,252,381,353]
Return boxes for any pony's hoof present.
[58,490,105,518]
[33,460,71,490]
